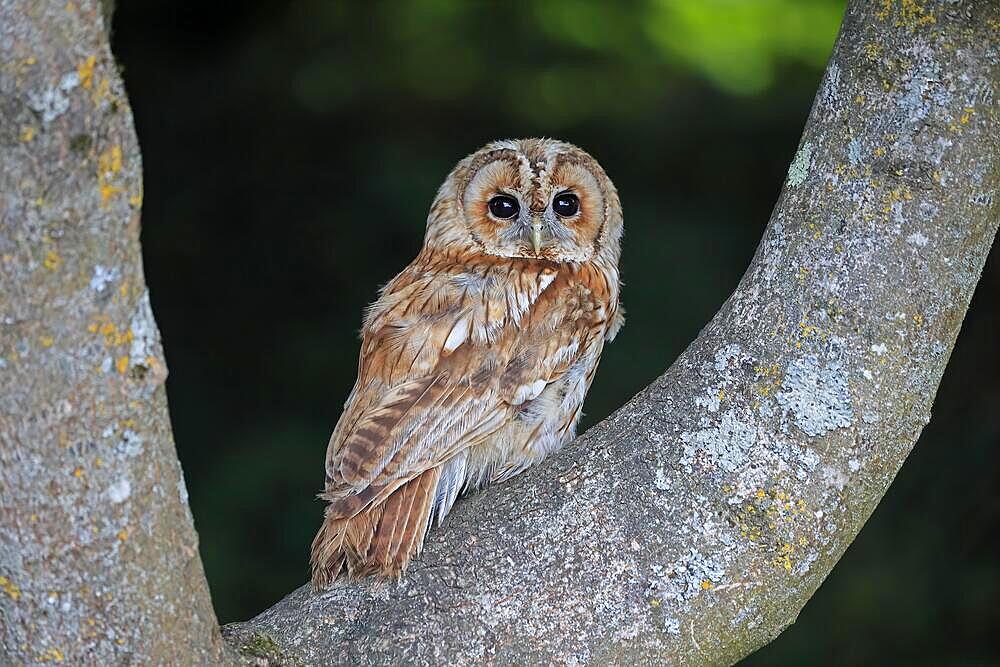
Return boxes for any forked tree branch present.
[223,2,998,663]
[1,0,997,665]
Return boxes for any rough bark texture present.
[0,1,227,664]
[1,0,997,665]
[223,1,998,665]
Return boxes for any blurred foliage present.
[111,0,998,663]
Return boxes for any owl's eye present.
[487,195,520,219]
[552,192,580,217]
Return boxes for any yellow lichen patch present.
[774,542,795,572]
[72,467,84,478]
[700,580,713,590]
[101,182,124,203]
[91,319,133,348]
[116,355,129,374]
[43,250,61,271]
[37,648,64,663]
[873,146,886,158]
[0,575,22,601]
[20,125,35,142]
[718,388,725,403]
[117,529,128,542]
[753,364,782,398]
[91,77,111,108]
[913,313,924,326]
[881,186,913,214]
[950,106,975,132]
[77,55,96,90]
[39,335,54,348]
[97,146,124,205]
[863,43,882,61]
[899,0,935,28]
[100,145,123,174]
[876,0,936,28]
[799,319,822,341]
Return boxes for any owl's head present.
[424,139,622,266]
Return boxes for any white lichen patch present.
[654,467,672,491]
[786,142,813,187]
[177,476,189,505]
[89,265,120,294]
[776,356,853,437]
[128,290,157,363]
[106,478,131,504]
[27,71,79,123]
[680,411,756,473]
[118,429,144,458]
[695,344,748,412]
[906,232,929,247]
[649,548,725,605]
[848,138,863,166]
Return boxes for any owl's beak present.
[528,222,542,255]
[530,221,543,255]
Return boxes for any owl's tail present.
[310,467,441,589]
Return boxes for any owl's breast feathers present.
[310,249,621,585]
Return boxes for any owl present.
[310,138,624,587]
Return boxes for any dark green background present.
[110,1,998,664]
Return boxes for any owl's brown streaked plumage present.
[310,138,624,587]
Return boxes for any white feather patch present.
[443,315,471,354]
[511,379,548,405]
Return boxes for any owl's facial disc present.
[447,139,617,264]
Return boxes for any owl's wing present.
[321,261,600,520]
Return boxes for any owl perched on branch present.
[310,138,624,587]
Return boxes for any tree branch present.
[0,1,226,663]
[223,2,998,664]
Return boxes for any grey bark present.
[223,1,999,665]
[0,0,996,666]
[0,1,227,664]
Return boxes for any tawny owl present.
[310,138,623,587]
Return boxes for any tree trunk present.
[1,0,997,665]
[0,1,226,664]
